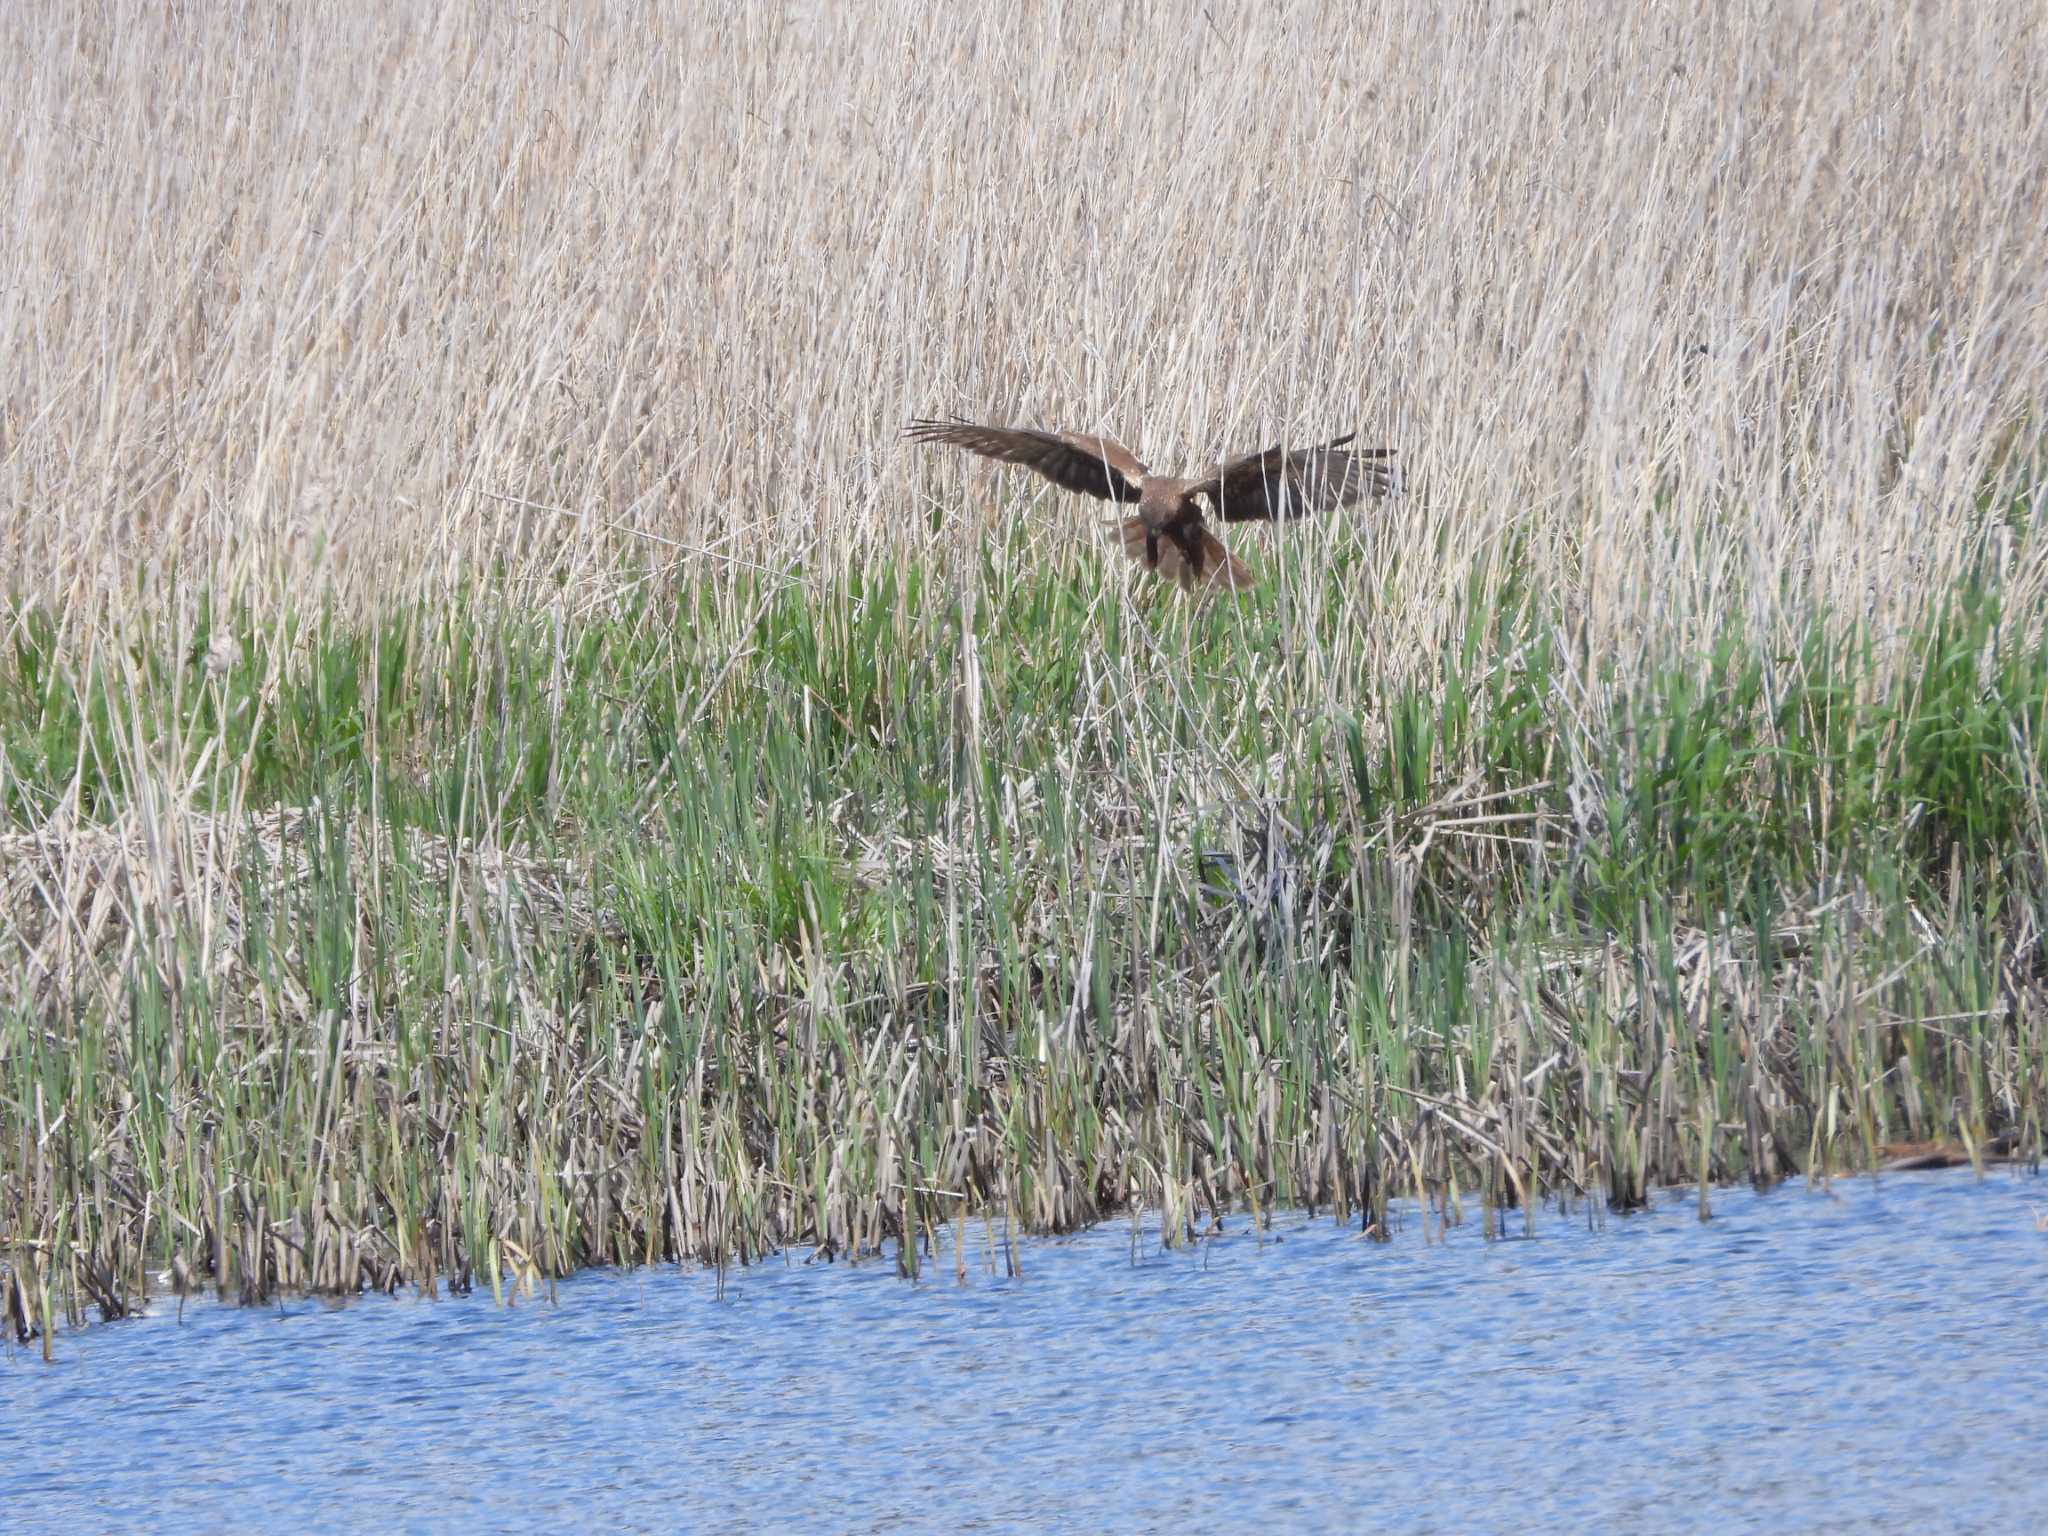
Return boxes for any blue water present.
[8,1170,2047,1533]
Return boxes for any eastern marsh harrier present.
[905,417,1395,591]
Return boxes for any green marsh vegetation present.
[7,532,2046,1339]
[4,3,2046,1342]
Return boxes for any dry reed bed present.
[3,2,2042,652]
[4,3,2048,1341]
[2,803,584,1017]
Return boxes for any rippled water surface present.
[9,1171,2048,1533]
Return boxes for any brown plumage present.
[1875,1137,2019,1171]
[904,416,1396,592]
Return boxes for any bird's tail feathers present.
[1119,519,1254,594]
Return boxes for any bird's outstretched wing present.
[904,417,1149,504]
[1194,432,1396,523]
[1118,518,1255,592]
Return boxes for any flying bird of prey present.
[905,416,1395,592]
